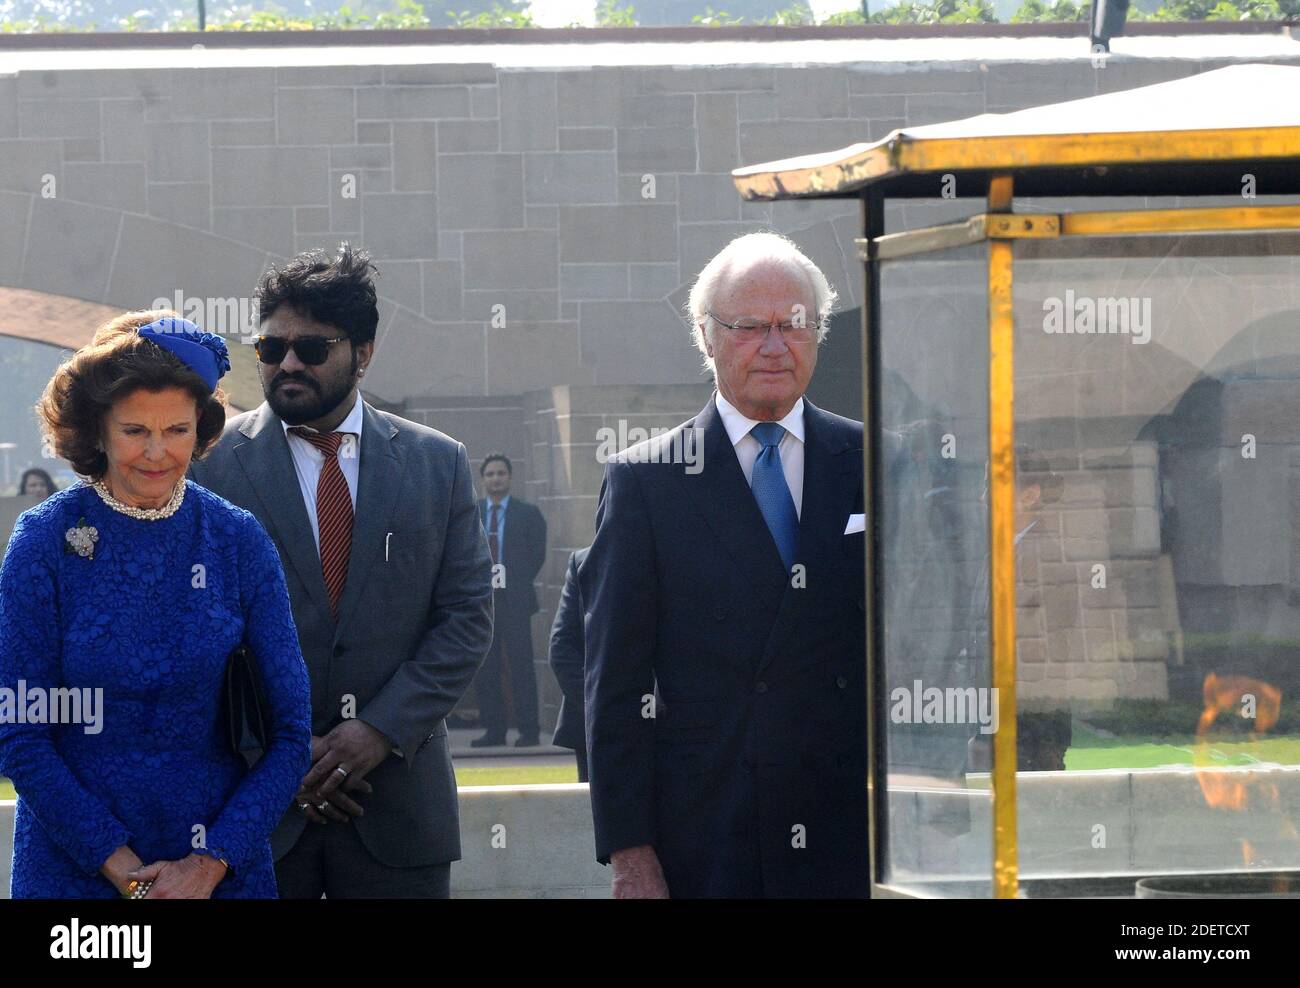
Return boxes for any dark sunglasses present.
[254,334,350,366]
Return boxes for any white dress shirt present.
[282,391,364,558]
[713,390,806,518]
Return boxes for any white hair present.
[685,231,838,375]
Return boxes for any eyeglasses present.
[706,310,818,342]
[254,335,350,366]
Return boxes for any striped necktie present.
[289,427,354,619]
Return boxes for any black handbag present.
[224,644,270,769]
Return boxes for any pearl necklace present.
[91,478,186,520]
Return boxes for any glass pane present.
[1013,230,1300,891]
[878,240,993,897]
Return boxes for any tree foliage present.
[1010,0,1087,22]
[595,0,639,24]
[1,0,1296,32]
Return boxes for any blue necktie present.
[750,422,798,572]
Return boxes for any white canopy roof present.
[905,63,1300,139]
[733,63,1300,200]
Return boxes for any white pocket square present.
[843,513,865,535]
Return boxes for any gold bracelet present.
[124,878,154,899]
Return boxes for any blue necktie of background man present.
[749,422,798,571]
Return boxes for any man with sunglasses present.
[191,243,493,898]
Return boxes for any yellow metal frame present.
[986,175,1019,901]
[873,198,1300,899]
[1060,204,1300,236]
[731,127,1300,201]
[865,204,1300,262]
[865,213,1059,261]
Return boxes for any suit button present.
[713,608,726,621]
[741,759,752,773]
[333,645,345,658]
[755,681,767,694]
[836,676,848,689]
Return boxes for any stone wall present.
[521,383,713,718]
[10,47,1295,406]
[1015,444,1170,709]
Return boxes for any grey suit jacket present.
[190,399,494,867]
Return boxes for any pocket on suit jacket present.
[385,525,444,565]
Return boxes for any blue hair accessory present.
[137,317,231,393]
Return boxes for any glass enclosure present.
[879,242,993,897]
[1012,230,1300,884]
[873,221,1300,896]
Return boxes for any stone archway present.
[0,285,264,411]
[0,284,265,503]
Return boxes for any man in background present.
[472,453,547,748]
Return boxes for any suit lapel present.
[677,396,788,593]
[756,400,861,675]
[233,403,334,626]
[332,402,405,640]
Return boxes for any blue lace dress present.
[0,480,311,898]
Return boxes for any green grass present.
[0,769,574,800]
[0,767,577,798]
[453,764,579,787]
[1065,725,1300,771]
[0,769,575,798]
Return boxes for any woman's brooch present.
[64,518,99,560]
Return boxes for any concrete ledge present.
[1,767,1295,896]
[893,764,1300,883]
[0,785,608,899]
[453,784,608,898]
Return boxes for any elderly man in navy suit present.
[581,231,873,898]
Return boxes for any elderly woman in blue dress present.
[0,311,311,898]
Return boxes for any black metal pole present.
[198,0,206,31]
[861,188,886,893]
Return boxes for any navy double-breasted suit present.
[580,394,876,898]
